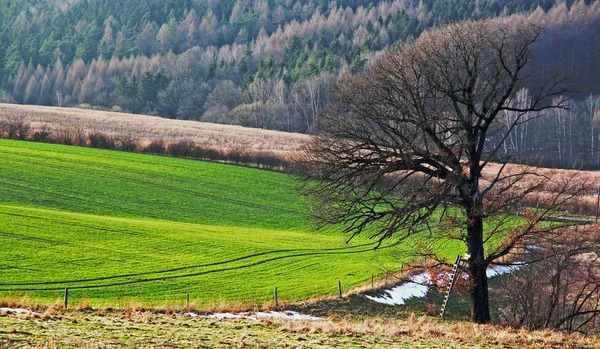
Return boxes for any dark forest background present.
[1,0,600,168]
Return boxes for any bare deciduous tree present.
[500,225,600,333]
[295,20,584,324]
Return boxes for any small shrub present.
[227,148,245,164]
[77,103,92,110]
[16,121,31,140]
[118,136,139,152]
[0,116,30,140]
[88,132,116,149]
[54,127,86,146]
[32,126,52,142]
[193,145,227,162]
[167,140,196,158]
[143,140,166,155]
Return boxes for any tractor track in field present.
[0,230,63,245]
[0,244,393,291]
[0,240,380,287]
[0,143,392,296]
[0,181,158,218]
[0,207,388,290]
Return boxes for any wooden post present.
[596,185,600,223]
[385,270,388,280]
[186,293,190,310]
[371,274,374,288]
[338,280,342,299]
[64,288,68,309]
[274,287,278,308]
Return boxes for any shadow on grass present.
[287,272,509,323]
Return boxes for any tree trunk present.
[467,215,491,323]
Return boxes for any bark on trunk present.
[468,215,491,324]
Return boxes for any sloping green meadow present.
[0,139,433,306]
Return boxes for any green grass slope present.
[0,139,411,306]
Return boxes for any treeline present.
[0,116,289,170]
[496,91,600,170]
[0,0,567,76]
[3,0,600,168]
[0,0,586,134]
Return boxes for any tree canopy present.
[296,20,586,323]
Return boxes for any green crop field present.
[1,139,454,307]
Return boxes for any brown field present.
[0,103,308,155]
[482,163,600,216]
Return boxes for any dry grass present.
[0,294,49,313]
[482,163,600,215]
[268,313,600,348]
[1,307,599,348]
[0,103,308,155]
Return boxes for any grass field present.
[0,138,446,307]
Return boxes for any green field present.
[0,139,441,306]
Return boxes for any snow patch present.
[185,311,323,321]
[486,264,521,278]
[366,264,522,306]
[364,272,431,306]
[0,307,33,314]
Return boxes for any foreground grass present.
[1,307,598,349]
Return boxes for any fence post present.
[274,287,278,308]
[371,273,374,288]
[338,280,342,299]
[64,288,69,309]
[186,293,190,310]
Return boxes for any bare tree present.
[295,20,581,324]
[500,225,600,333]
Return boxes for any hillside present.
[0,138,435,306]
[0,1,598,131]
[2,2,600,167]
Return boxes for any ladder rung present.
[441,255,467,320]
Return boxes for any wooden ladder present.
[440,254,468,319]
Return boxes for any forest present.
[1,0,600,167]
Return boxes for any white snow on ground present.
[366,264,521,306]
[486,264,521,278]
[185,311,323,321]
[0,307,34,314]
[364,272,431,306]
